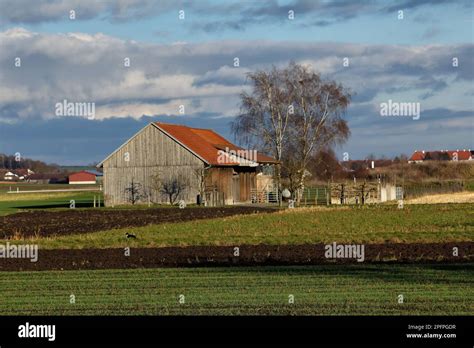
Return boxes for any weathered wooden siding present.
[235,167,256,202]
[204,167,256,203]
[239,171,256,202]
[205,167,234,204]
[102,124,204,206]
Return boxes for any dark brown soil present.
[0,206,277,238]
[0,242,472,271]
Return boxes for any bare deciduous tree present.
[124,179,142,205]
[151,173,189,205]
[232,65,293,205]
[284,63,351,201]
[233,62,351,204]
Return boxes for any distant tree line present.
[0,153,60,173]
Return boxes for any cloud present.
[187,0,472,32]
[383,0,472,13]
[1,0,469,31]
[0,0,184,24]
[1,28,472,124]
[0,115,236,165]
[0,26,472,162]
[340,105,473,158]
[2,106,471,165]
[193,65,250,87]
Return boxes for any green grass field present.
[23,203,474,249]
[0,191,102,215]
[0,264,471,315]
[465,180,474,191]
[0,182,100,193]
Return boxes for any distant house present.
[98,122,278,206]
[3,171,17,181]
[409,149,472,163]
[69,170,101,184]
[3,169,34,181]
[408,150,425,163]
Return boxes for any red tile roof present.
[154,122,278,165]
[410,150,472,162]
[409,151,425,161]
[69,171,97,182]
[446,150,471,161]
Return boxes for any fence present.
[330,182,379,204]
[250,189,279,203]
[403,180,465,198]
[204,186,225,207]
[299,187,330,205]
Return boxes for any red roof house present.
[69,171,97,184]
[409,150,425,163]
[409,149,472,163]
[446,150,472,161]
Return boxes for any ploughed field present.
[0,264,472,315]
[0,206,277,238]
[0,242,472,271]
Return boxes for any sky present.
[0,0,473,165]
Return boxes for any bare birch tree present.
[233,62,351,204]
[284,63,350,201]
[232,65,293,204]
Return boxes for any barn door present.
[232,174,240,203]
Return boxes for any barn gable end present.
[100,123,205,206]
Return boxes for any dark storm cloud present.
[0,115,235,165]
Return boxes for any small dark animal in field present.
[125,233,137,239]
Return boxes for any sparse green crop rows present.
[0,264,471,315]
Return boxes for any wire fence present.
[403,180,466,198]
[299,187,330,205]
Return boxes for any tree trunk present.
[276,163,282,206]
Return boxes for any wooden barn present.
[98,122,278,206]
